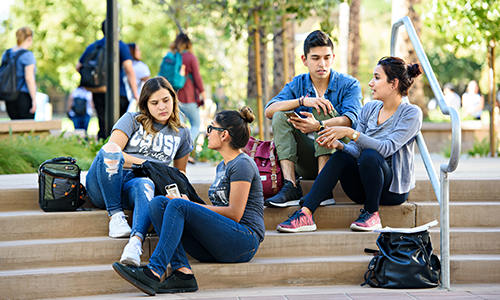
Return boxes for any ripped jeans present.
[86,143,155,241]
[147,197,261,276]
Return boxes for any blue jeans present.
[86,146,154,241]
[179,102,201,141]
[70,114,91,131]
[303,149,408,214]
[147,197,261,276]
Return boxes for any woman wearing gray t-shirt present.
[85,77,193,268]
[112,106,264,296]
[277,56,423,233]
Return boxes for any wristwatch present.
[317,120,325,132]
[352,130,359,140]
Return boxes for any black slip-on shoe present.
[158,272,198,294]
[112,262,159,296]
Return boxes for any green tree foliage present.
[426,0,500,47]
[423,0,500,87]
[0,0,107,93]
[1,0,342,110]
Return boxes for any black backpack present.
[80,44,106,93]
[72,96,87,116]
[38,157,86,212]
[0,49,28,101]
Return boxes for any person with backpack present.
[0,27,37,119]
[76,20,139,140]
[66,86,93,134]
[85,76,194,269]
[128,43,151,96]
[159,33,205,155]
[112,106,264,296]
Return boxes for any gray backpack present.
[38,157,86,212]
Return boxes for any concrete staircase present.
[1,177,499,299]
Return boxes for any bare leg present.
[318,154,331,174]
[280,159,297,187]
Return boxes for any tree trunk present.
[487,41,496,157]
[348,0,361,80]
[272,15,295,98]
[391,0,427,118]
[247,27,269,135]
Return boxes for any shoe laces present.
[287,210,302,220]
[112,213,129,225]
[356,209,372,222]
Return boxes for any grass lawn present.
[61,117,99,136]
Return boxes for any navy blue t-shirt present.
[78,38,132,97]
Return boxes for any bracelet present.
[298,96,304,107]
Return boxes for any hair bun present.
[238,106,255,124]
[407,63,423,79]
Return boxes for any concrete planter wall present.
[420,121,500,153]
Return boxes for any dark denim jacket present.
[265,69,363,128]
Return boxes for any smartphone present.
[284,111,301,119]
[165,183,180,198]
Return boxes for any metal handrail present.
[390,16,462,290]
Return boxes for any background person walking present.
[1,27,37,119]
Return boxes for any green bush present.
[0,133,104,174]
[193,136,222,163]
[467,137,490,157]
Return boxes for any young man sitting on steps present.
[264,30,363,208]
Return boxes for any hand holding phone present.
[165,183,181,198]
[284,111,301,119]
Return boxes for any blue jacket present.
[265,69,363,128]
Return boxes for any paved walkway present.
[52,284,500,299]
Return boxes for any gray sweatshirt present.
[342,100,423,194]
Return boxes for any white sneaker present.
[120,238,142,267]
[109,212,132,238]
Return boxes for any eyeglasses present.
[207,124,232,136]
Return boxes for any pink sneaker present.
[350,209,382,231]
[277,210,317,233]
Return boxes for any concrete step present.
[408,179,500,202]
[260,228,500,258]
[4,227,498,271]
[0,210,109,241]
[3,201,500,241]
[415,201,500,227]
[1,255,499,299]
[0,237,150,271]
[264,202,417,230]
[2,178,500,212]
[0,202,416,241]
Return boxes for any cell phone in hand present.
[165,183,180,198]
[284,111,301,119]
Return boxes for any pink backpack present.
[243,136,284,199]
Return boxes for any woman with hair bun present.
[277,56,423,233]
[113,106,264,296]
[1,27,37,119]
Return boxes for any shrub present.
[0,133,103,174]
